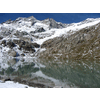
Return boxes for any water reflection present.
[40,59,100,88]
[0,58,100,88]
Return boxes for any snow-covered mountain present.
[0,16,100,62]
[1,16,100,88]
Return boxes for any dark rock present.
[13,39,20,44]
[1,78,11,83]
[19,41,26,47]
[34,27,45,33]
[13,39,26,47]
[0,36,3,40]
[32,43,40,48]
[7,41,16,48]
[4,78,11,82]
[31,21,36,26]
[21,53,25,57]
[1,40,6,46]
[1,40,6,44]
[20,42,35,53]
[37,27,45,32]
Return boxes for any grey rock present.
[7,58,17,66]
[49,18,66,29]
[8,50,19,57]
[49,18,58,29]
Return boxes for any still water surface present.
[0,58,100,88]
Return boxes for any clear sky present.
[0,13,100,24]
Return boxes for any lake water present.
[0,58,100,88]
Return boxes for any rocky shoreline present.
[0,74,54,88]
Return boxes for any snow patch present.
[0,80,33,88]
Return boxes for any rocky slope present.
[40,23,100,60]
[0,16,100,61]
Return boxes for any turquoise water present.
[0,58,100,88]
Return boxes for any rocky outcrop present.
[34,27,45,33]
[14,31,28,37]
[13,39,40,53]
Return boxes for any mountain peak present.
[27,16,37,21]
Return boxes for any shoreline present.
[0,76,53,88]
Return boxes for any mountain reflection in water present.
[0,58,100,88]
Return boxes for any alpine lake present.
[0,57,100,88]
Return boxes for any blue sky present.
[0,13,100,24]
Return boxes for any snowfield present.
[0,80,33,88]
